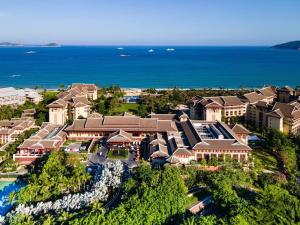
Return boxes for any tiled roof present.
[173,148,193,156]
[65,115,178,133]
[272,102,297,118]
[259,86,276,97]
[232,124,250,134]
[243,92,266,103]
[18,123,65,150]
[47,98,68,108]
[150,113,177,121]
[107,129,133,142]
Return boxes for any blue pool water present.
[0,46,300,88]
[0,181,24,216]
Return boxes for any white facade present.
[49,107,68,125]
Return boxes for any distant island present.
[0,42,60,47]
[273,40,300,50]
[0,42,23,47]
[40,43,61,47]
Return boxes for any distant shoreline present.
[0,85,263,92]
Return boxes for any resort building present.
[14,111,252,166]
[232,86,276,128]
[277,86,300,103]
[178,120,251,163]
[14,123,66,165]
[65,112,178,143]
[0,117,36,144]
[266,101,300,134]
[0,87,42,106]
[189,96,247,121]
[65,112,251,165]
[47,84,98,125]
[231,124,250,145]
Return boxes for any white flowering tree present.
[4,160,124,222]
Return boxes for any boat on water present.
[117,47,124,50]
[9,74,21,78]
[25,51,36,54]
[148,49,154,53]
[166,48,175,51]
[119,54,130,57]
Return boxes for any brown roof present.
[107,129,133,143]
[259,86,276,97]
[103,116,140,126]
[180,120,201,147]
[47,98,68,108]
[71,96,90,107]
[232,124,250,135]
[18,123,65,150]
[278,86,295,93]
[173,148,193,156]
[65,115,178,133]
[150,114,177,121]
[267,109,284,118]
[221,96,245,106]
[193,139,251,151]
[200,96,245,107]
[243,92,266,103]
[71,83,98,92]
[272,102,297,118]
[255,101,269,108]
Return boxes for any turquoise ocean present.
[0,46,300,88]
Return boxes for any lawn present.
[251,148,279,171]
[108,149,129,160]
[112,103,139,115]
[186,189,210,208]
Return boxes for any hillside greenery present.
[14,151,91,205]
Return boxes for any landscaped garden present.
[108,148,129,160]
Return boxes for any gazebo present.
[106,129,133,149]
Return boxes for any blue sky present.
[1,0,300,45]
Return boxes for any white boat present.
[119,54,130,57]
[148,49,154,53]
[117,47,124,50]
[166,48,175,51]
[10,74,21,78]
[25,51,36,54]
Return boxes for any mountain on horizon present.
[273,41,300,50]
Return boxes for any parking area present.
[62,141,90,153]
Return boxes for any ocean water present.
[0,46,300,88]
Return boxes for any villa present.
[47,83,98,125]
[0,117,36,144]
[189,86,277,124]
[14,122,66,165]
[189,96,247,121]
[267,101,300,134]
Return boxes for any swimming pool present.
[0,181,25,216]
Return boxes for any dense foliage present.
[16,151,91,205]
[70,165,188,225]
[184,166,300,225]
